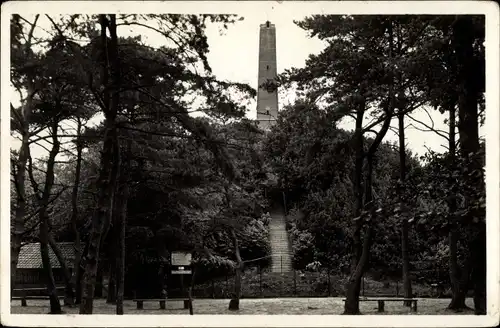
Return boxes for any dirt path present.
[11,297,476,315]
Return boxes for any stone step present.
[269,211,292,273]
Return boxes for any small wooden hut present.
[14,242,76,289]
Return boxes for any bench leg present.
[184,300,190,309]
[412,301,417,312]
[21,298,27,307]
[137,301,143,309]
[377,300,385,312]
[160,300,166,309]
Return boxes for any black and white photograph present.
[1,1,499,327]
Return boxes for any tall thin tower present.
[256,21,278,130]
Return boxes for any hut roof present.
[17,242,77,269]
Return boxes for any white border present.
[1,1,499,327]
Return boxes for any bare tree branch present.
[406,113,449,141]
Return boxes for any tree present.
[27,117,63,314]
[279,15,430,314]
[412,15,485,312]
[71,119,86,305]
[40,13,257,313]
[11,14,98,310]
[10,14,41,293]
[451,16,485,315]
[114,138,130,315]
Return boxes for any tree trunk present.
[344,20,395,308]
[401,219,412,304]
[106,181,119,304]
[344,155,376,314]
[344,223,373,314]
[48,234,75,307]
[80,14,121,314]
[448,224,468,311]
[71,118,83,305]
[446,100,470,311]
[454,17,480,158]
[471,223,486,315]
[107,266,116,304]
[158,246,168,300]
[228,228,243,311]
[12,131,30,293]
[75,241,89,305]
[11,14,39,294]
[115,141,129,315]
[351,105,365,273]
[77,121,116,312]
[453,16,485,314]
[33,118,62,314]
[40,219,62,314]
[398,110,412,306]
[94,270,103,298]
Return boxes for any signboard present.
[171,252,192,275]
[171,252,192,266]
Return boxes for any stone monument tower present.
[256,21,279,130]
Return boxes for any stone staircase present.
[269,210,292,273]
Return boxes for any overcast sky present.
[11,11,470,159]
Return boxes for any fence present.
[187,268,339,299]
[168,257,452,299]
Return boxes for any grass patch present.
[191,269,445,299]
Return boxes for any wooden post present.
[225,274,228,297]
[362,275,365,296]
[180,275,188,309]
[21,291,27,307]
[188,267,196,315]
[282,191,287,215]
[327,271,331,297]
[180,274,184,298]
[412,300,417,312]
[293,270,297,296]
[211,278,215,299]
[280,265,284,297]
[377,300,385,312]
[137,300,143,309]
[95,269,103,298]
[159,300,166,309]
[259,267,263,297]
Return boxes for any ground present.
[11,297,476,315]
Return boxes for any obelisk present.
[256,21,278,130]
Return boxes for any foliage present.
[10,13,486,314]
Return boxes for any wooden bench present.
[13,295,65,307]
[170,298,191,310]
[133,299,167,309]
[342,297,418,312]
[132,298,191,310]
[13,287,65,307]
